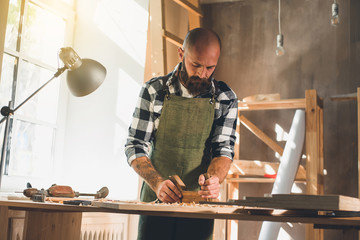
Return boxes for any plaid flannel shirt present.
[125,63,238,165]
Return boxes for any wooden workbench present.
[1,196,360,240]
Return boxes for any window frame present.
[0,0,75,192]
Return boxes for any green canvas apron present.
[138,86,215,240]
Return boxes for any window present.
[0,0,74,190]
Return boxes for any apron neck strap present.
[162,75,217,104]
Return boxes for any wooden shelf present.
[238,98,306,111]
[225,89,324,240]
[226,178,306,184]
[227,159,306,181]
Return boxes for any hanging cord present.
[278,0,282,34]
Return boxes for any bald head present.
[182,28,221,52]
[177,28,221,96]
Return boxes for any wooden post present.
[305,89,323,240]
[305,89,320,195]
[149,0,167,76]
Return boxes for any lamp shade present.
[66,58,107,97]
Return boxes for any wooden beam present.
[238,98,306,111]
[149,0,167,76]
[187,0,201,29]
[0,0,9,83]
[173,0,203,18]
[330,92,357,101]
[162,30,183,48]
[239,115,284,156]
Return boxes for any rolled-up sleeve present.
[125,84,155,165]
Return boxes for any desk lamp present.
[0,47,107,189]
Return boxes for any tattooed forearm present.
[131,156,163,191]
[207,156,232,183]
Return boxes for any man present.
[125,28,238,240]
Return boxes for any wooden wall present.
[202,0,360,239]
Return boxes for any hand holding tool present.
[169,174,216,203]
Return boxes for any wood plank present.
[242,93,281,102]
[92,200,238,217]
[238,98,306,111]
[228,160,306,180]
[318,105,324,194]
[163,29,183,48]
[2,199,360,229]
[182,191,216,203]
[305,89,319,195]
[330,92,357,101]
[23,211,82,240]
[187,0,201,29]
[149,0,167,76]
[226,177,306,183]
[169,175,187,191]
[91,199,360,228]
[232,194,360,212]
[0,206,9,240]
[239,115,284,156]
[173,0,203,17]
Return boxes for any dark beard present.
[179,62,212,96]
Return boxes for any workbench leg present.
[23,211,82,240]
[0,206,9,240]
[226,182,239,240]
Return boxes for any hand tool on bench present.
[21,183,109,202]
[169,174,217,203]
[47,184,109,199]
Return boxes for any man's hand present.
[198,174,220,199]
[156,180,182,203]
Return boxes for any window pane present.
[22,2,66,67]
[15,60,60,124]
[4,0,21,51]
[7,119,54,178]
[0,54,16,108]
[62,0,74,5]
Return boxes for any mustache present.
[189,76,208,82]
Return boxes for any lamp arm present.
[0,66,67,124]
[0,66,67,189]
